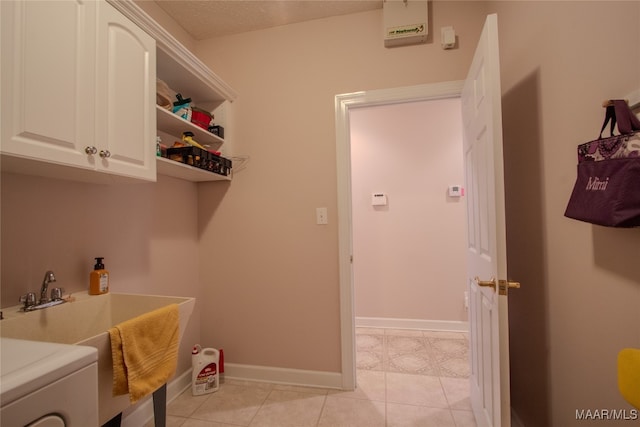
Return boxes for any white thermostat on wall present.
[372,193,388,206]
[448,185,464,197]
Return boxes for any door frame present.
[335,80,464,390]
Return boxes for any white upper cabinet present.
[1,0,156,182]
[1,1,96,170]
[1,0,236,183]
[95,1,156,181]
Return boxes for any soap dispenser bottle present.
[89,257,110,295]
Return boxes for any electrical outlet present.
[316,207,328,225]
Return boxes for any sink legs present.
[152,384,167,427]
[100,384,167,427]
[102,413,122,427]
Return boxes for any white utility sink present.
[0,292,195,425]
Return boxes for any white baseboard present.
[356,316,469,332]
[122,369,192,427]
[224,363,343,390]
[121,364,342,426]
[122,317,466,426]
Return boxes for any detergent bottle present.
[191,345,220,395]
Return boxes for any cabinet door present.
[95,1,156,181]
[1,0,96,170]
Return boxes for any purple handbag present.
[564,100,640,227]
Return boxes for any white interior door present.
[462,14,515,427]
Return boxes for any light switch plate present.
[316,207,328,225]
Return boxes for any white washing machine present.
[1,338,98,426]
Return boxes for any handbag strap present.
[599,105,617,138]
[613,99,640,134]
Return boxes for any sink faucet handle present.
[19,292,37,308]
[50,287,65,301]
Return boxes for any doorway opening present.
[335,81,465,390]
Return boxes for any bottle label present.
[195,363,218,390]
[99,273,108,292]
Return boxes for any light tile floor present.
[149,328,477,427]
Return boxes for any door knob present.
[474,277,521,295]
[85,146,97,155]
[99,150,111,158]
[505,280,520,290]
[474,276,496,290]
[497,279,521,295]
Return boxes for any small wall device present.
[383,0,428,48]
[441,26,456,49]
[372,193,388,206]
[448,185,464,197]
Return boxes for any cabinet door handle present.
[99,150,111,158]
[85,146,97,155]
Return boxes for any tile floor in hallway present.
[151,328,477,427]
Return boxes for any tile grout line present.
[314,393,328,427]
[246,387,272,427]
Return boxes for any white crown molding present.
[107,0,238,103]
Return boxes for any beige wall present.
[490,1,640,426]
[0,173,203,377]
[194,2,488,373]
[194,1,640,423]
[351,99,467,322]
[1,0,202,381]
[3,1,638,424]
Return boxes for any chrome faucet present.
[19,270,66,312]
[39,270,57,304]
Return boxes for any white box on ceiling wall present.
[383,0,428,48]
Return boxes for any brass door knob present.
[507,281,521,289]
[474,277,496,290]
[498,279,521,295]
[474,277,521,295]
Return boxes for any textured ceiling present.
[153,0,383,40]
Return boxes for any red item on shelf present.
[191,110,212,130]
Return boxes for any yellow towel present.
[618,348,640,410]
[109,304,179,404]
